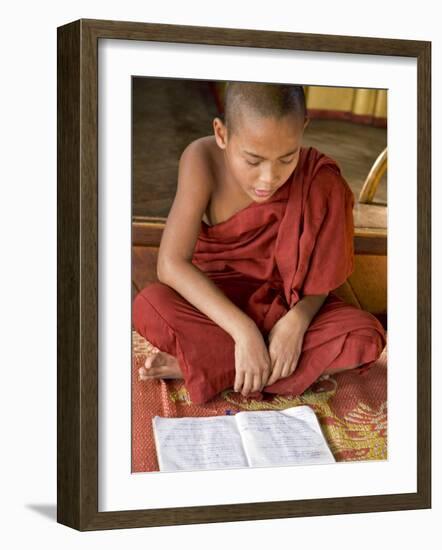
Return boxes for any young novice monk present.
[132,82,387,404]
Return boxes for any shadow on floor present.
[25,503,57,521]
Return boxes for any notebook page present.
[235,405,336,468]
[152,415,249,472]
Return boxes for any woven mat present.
[132,331,387,472]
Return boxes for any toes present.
[138,353,182,381]
[138,368,148,381]
[138,365,182,381]
[138,366,146,379]
[139,364,160,380]
[140,363,177,380]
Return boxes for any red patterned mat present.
[132,331,387,472]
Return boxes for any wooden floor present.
[132,78,387,230]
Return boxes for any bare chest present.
[202,140,254,226]
[202,190,255,227]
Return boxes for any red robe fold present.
[133,146,387,404]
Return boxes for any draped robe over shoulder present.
[132,146,387,404]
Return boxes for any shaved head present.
[223,82,306,137]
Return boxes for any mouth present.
[253,188,273,197]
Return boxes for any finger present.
[266,362,281,387]
[252,373,262,393]
[241,372,253,396]
[267,357,279,384]
[260,365,272,388]
[234,371,245,393]
[259,372,268,390]
[280,359,293,378]
[260,373,270,391]
[284,353,301,377]
[265,374,276,387]
[264,366,274,387]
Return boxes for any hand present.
[264,311,306,387]
[233,325,272,397]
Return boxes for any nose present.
[259,167,280,187]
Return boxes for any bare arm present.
[264,293,329,387]
[285,293,329,333]
[157,139,256,342]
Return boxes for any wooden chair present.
[359,147,387,204]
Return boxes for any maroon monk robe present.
[132,146,387,405]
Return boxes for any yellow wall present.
[215,83,387,122]
[305,86,387,119]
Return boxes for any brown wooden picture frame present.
[57,18,431,531]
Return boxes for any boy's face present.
[214,110,308,202]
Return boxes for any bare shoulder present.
[180,135,220,184]
[178,135,225,203]
[157,136,217,269]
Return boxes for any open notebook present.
[152,405,335,472]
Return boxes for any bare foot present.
[138,351,183,380]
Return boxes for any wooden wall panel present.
[348,255,387,314]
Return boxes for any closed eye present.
[246,157,294,167]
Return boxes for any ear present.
[303,116,310,130]
[213,116,228,149]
